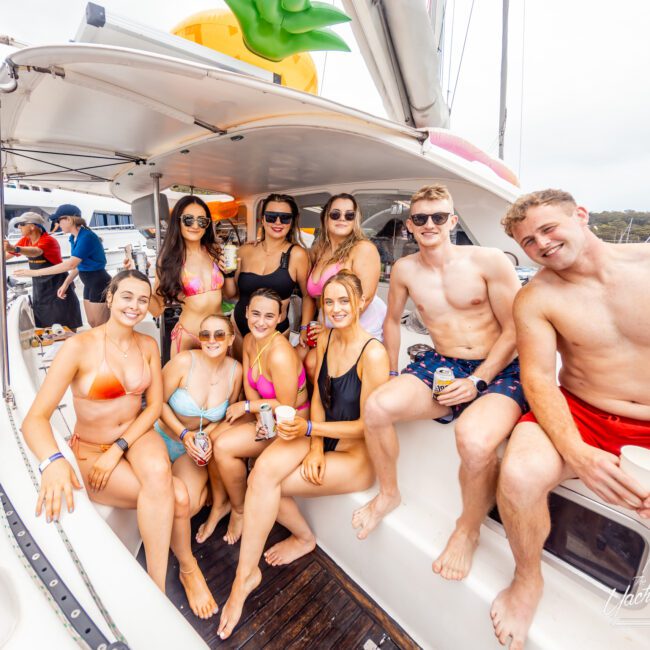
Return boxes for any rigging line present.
[450,0,476,112]
[439,1,449,97]
[446,0,456,107]
[517,0,527,178]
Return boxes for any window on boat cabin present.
[89,212,133,228]
[293,191,472,281]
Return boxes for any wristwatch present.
[468,375,488,393]
[114,438,129,453]
[14,246,21,254]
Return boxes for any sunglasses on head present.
[329,210,356,221]
[180,214,211,229]
[263,211,294,224]
[410,212,453,227]
[198,329,228,342]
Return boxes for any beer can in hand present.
[223,244,238,272]
[432,367,455,400]
[306,321,320,348]
[259,403,276,439]
[194,430,210,466]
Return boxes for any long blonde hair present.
[310,193,366,267]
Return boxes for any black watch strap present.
[114,438,129,452]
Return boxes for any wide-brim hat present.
[11,211,48,230]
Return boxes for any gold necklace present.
[105,326,133,358]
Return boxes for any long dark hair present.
[156,195,221,304]
[259,193,304,245]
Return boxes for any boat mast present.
[498,0,509,160]
[0,99,11,396]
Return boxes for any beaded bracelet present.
[305,420,313,437]
[300,325,308,331]
[180,428,189,441]
[389,370,399,377]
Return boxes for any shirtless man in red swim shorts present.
[491,189,650,650]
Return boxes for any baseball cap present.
[12,212,48,230]
[50,203,82,222]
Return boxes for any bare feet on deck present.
[352,492,401,540]
[196,500,231,544]
[264,534,316,566]
[490,574,543,650]
[179,561,218,619]
[223,509,244,545]
[432,526,479,581]
[217,567,263,640]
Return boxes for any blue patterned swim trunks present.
[402,350,528,423]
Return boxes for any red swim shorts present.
[518,387,650,456]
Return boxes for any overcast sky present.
[2,0,649,210]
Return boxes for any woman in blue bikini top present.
[156,313,242,617]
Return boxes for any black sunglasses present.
[198,329,228,342]
[329,210,356,221]
[263,211,294,224]
[180,214,211,229]
[14,222,26,227]
[410,212,453,227]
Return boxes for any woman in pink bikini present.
[210,288,310,545]
[151,195,236,357]
[22,270,176,593]
[304,193,386,377]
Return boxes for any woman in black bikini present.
[232,193,314,349]
[217,270,389,640]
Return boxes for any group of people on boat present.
[20,183,650,649]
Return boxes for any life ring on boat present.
[427,129,520,187]
[172,9,319,94]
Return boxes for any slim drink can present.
[194,430,209,466]
[433,367,454,400]
[223,244,238,272]
[306,321,320,348]
[259,403,276,439]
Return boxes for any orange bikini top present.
[74,330,151,401]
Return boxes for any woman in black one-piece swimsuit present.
[232,193,314,346]
[217,270,389,640]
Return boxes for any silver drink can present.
[134,250,148,276]
[223,244,238,272]
[433,367,455,399]
[259,403,276,439]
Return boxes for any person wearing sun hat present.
[4,211,82,330]
[16,202,110,327]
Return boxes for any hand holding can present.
[306,321,321,348]
[223,244,238,273]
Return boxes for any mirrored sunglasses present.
[180,214,211,229]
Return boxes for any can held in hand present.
[259,403,276,439]
[194,430,210,466]
[223,244,238,272]
[432,367,455,400]
[306,321,320,348]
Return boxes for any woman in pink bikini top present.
[210,288,309,546]
[150,195,236,358]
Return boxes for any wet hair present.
[502,189,577,237]
[310,193,366,266]
[105,269,151,303]
[259,193,305,245]
[321,270,363,322]
[248,287,283,315]
[156,195,222,304]
[199,313,234,335]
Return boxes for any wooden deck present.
[140,508,421,649]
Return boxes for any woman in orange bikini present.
[209,288,310,545]
[22,270,175,592]
[151,195,236,357]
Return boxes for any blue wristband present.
[389,370,399,377]
[300,325,308,331]
[38,452,64,474]
[305,420,313,437]
[180,428,189,441]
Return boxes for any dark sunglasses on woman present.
[180,214,211,229]
[263,211,294,224]
[198,329,228,342]
[409,212,453,227]
[329,210,356,221]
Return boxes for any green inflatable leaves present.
[225,0,351,61]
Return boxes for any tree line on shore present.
[589,210,650,243]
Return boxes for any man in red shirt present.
[4,212,82,330]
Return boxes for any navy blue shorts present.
[402,350,528,423]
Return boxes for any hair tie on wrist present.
[305,420,313,437]
[300,325,308,331]
[180,428,189,441]
[223,270,235,278]
[389,370,399,377]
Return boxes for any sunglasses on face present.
[14,222,26,227]
[328,210,356,221]
[180,214,211,229]
[263,211,294,224]
[409,212,453,227]
[198,329,228,342]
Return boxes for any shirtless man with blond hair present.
[491,189,650,650]
[353,184,526,581]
